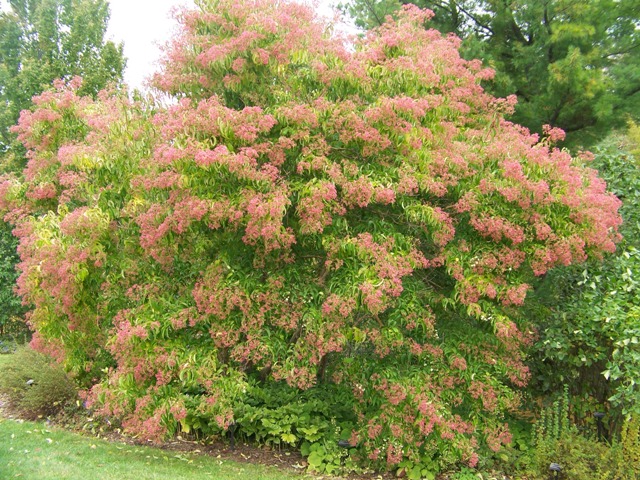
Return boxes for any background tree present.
[340,0,640,142]
[0,221,24,344]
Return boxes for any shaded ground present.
[0,393,14,419]
[91,427,389,480]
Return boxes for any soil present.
[0,393,12,419]
[93,428,392,480]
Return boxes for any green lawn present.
[0,418,313,480]
[0,353,12,368]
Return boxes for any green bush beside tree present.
[0,346,77,418]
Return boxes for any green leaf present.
[408,466,422,480]
[307,451,324,469]
[179,419,191,434]
[421,470,436,480]
[300,441,311,457]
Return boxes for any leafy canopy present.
[341,0,640,140]
[0,0,125,153]
[0,0,125,344]
[0,0,623,474]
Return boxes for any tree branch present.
[621,83,640,99]
[543,2,554,62]
[549,94,569,126]
[604,42,640,59]
[363,0,385,27]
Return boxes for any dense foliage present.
[0,0,623,475]
[0,220,26,343]
[0,0,125,347]
[529,387,640,480]
[531,128,640,421]
[0,346,78,418]
[341,0,640,140]
[0,0,125,153]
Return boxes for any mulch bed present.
[98,430,390,479]
[0,393,16,420]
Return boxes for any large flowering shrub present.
[0,0,622,475]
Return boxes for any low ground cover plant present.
[526,388,640,480]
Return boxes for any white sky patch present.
[106,0,191,90]
[106,0,353,90]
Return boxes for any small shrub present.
[528,387,637,480]
[607,415,640,480]
[0,346,77,419]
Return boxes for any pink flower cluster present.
[297,181,339,234]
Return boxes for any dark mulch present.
[101,431,391,479]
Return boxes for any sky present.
[106,0,346,90]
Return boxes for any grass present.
[0,418,312,480]
[0,353,13,368]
